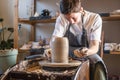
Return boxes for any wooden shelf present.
[17,15,120,25]
[18,16,120,25]
[110,51,120,54]
[102,15,120,21]
[18,18,56,24]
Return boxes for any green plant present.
[0,18,13,50]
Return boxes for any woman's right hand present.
[43,48,52,60]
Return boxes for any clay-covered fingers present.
[43,48,51,60]
[73,47,88,58]
[79,47,88,56]
[74,49,83,58]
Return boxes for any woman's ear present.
[80,7,85,15]
[80,7,83,11]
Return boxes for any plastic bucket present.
[0,49,18,74]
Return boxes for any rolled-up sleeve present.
[90,14,102,42]
[52,15,68,37]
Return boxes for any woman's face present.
[64,12,81,24]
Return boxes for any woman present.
[50,0,108,80]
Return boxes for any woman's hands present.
[43,47,89,60]
[73,47,88,58]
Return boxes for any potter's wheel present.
[39,60,81,71]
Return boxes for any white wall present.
[0,0,15,41]
[82,0,120,43]
[82,0,120,13]
[35,0,59,41]
[0,0,14,27]
[0,0,33,46]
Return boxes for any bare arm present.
[87,40,99,56]
[74,40,100,57]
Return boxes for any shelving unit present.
[14,0,57,49]
[102,15,120,21]
[14,0,120,49]
[18,18,56,24]
[14,0,38,49]
[110,51,120,54]
[103,16,120,54]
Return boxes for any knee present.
[90,62,108,80]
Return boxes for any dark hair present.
[60,0,81,14]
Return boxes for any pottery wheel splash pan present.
[39,60,81,71]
